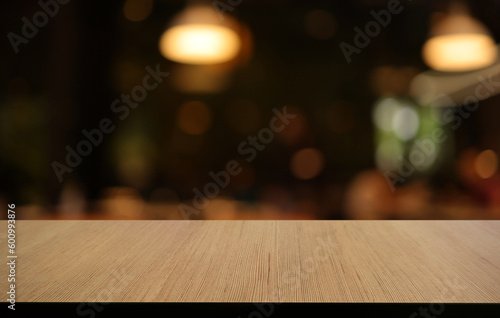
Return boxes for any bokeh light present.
[344,170,393,220]
[423,34,497,72]
[290,148,325,180]
[123,0,153,22]
[99,187,145,218]
[475,149,498,179]
[159,24,241,64]
[392,105,419,141]
[422,4,498,72]
[277,107,308,146]
[373,98,401,132]
[4,1,500,222]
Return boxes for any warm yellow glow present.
[423,33,497,72]
[474,149,498,179]
[159,24,241,65]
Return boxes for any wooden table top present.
[2,220,499,303]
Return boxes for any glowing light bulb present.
[423,33,497,72]
[422,3,497,72]
[159,5,241,65]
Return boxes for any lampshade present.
[422,2,497,72]
[159,3,242,65]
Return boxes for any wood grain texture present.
[1,220,499,302]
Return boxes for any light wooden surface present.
[1,220,499,302]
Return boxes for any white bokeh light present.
[392,105,420,141]
[373,98,400,132]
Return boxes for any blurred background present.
[1,0,500,220]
